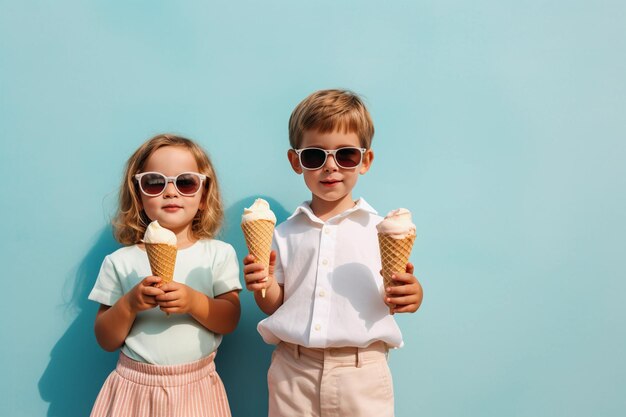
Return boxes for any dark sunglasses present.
[134,172,207,196]
[294,147,366,170]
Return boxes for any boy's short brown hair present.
[288,89,375,149]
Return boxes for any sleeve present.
[88,255,124,306]
[212,243,243,296]
[271,236,285,286]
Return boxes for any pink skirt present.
[90,352,231,417]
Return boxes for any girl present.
[89,134,241,417]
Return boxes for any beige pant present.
[268,342,394,417]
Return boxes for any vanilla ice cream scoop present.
[376,208,416,239]
[242,198,277,224]
[143,221,177,245]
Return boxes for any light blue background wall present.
[1,1,625,416]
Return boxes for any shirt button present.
[324,228,331,234]
[322,259,328,266]
[319,290,326,297]
[314,324,321,331]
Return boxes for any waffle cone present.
[378,233,416,288]
[145,243,177,288]
[241,219,275,268]
[241,219,275,297]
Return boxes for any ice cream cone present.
[241,219,274,297]
[145,243,177,288]
[378,233,415,288]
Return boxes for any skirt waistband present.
[115,352,216,387]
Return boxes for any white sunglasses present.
[134,172,207,196]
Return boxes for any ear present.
[359,149,374,175]
[288,149,303,174]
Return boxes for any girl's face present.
[140,146,204,246]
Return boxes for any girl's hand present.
[384,263,423,314]
[242,251,276,293]
[127,276,165,313]
[94,276,165,352]
[155,282,199,314]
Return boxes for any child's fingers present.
[158,282,181,292]
[385,283,419,296]
[392,304,419,314]
[142,275,162,286]
[157,298,175,308]
[159,305,181,314]
[246,282,266,292]
[244,269,269,283]
[386,294,418,306]
[405,262,414,274]
[155,289,182,303]
[155,292,168,302]
[388,272,417,285]
[242,254,257,265]
[157,296,186,313]
[243,262,266,275]
[157,295,188,313]
[245,279,268,292]
[143,296,159,307]
[267,251,278,277]
[142,285,165,297]
[246,277,269,291]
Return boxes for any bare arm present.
[94,276,164,351]
[190,290,240,334]
[243,251,284,315]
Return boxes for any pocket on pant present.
[376,360,395,401]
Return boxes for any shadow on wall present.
[37,197,290,417]
[217,196,290,417]
[38,227,121,417]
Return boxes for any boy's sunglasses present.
[294,147,367,170]
[134,172,207,197]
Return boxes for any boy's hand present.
[384,263,423,314]
[243,251,276,293]
[127,276,165,313]
[155,282,199,314]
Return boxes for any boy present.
[243,89,423,417]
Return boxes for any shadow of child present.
[38,227,121,417]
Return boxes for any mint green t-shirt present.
[89,239,241,365]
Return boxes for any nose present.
[163,179,178,197]
[323,153,338,172]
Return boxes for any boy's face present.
[288,129,373,214]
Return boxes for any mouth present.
[320,179,342,187]
[162,204,182,212]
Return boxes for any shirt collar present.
[288,197,378,225]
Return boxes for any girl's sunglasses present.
[134,172,207,197]
[294,147,366,170]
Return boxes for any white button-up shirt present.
[257,198,403,348]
